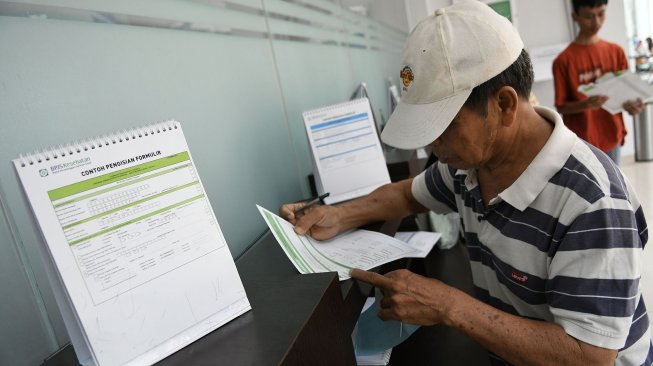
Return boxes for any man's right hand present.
[279,203,343,240]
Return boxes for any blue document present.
[354,289,420,356]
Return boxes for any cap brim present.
[381,89,472,150]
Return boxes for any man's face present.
[573,5,607,36]
[428,106,499,170]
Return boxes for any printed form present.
[257,205,417,280]
[51,152,221,304]
[303,98,390,204]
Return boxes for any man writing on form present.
[280,1,651,365]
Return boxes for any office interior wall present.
[365,0,410,34]
[266,0,405,191]
[0,0,406,364]
[625,0,653,42]
[425,0,452,16]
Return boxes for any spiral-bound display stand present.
[17,121,179,167]
[13,121,250,366]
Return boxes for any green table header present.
[48,152,190,201]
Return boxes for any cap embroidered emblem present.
[400,66,414,89]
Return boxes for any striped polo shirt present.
[412,106,652,365]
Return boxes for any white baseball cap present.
[381,0,524,150]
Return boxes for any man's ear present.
[495,86,518,126]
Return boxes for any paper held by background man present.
[577,71,653,114]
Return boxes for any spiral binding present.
[16,120,180,167]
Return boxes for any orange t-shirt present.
[552,40,628,152]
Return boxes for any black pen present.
[294,192,330,216]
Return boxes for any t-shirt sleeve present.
[546,196,644,349]
[552,56,571,109]
[617,44,629,71]
[411,161,458,214]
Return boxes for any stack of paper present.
[356,347,392,366]
[353,295,421,365]
[353,297,394,366]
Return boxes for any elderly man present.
[280,1,651,364]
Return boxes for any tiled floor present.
[620,156,653,315]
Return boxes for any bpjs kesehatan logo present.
[39,169,49,177]
[49,157,92,176]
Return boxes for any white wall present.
[363,0,410,33]
[340,0,411,33]
[515,0,573,47]
[514,0,572,112]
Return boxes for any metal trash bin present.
[634,102,653,161]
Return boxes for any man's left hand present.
[350,268,456,326]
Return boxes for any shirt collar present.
[498,106,577,211]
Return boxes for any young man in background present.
[553,0,643,165]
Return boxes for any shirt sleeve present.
[617,44,629,71]
[546,196,644,349]
[552,56,571,109]
[411,162,458,214]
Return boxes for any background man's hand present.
[585,95,609,110]
[623,98,644,116]
[279,203,343,240]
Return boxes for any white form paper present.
[394,231,441,258]
[52,153,221,304]
[14,122,250,366]
[257,205,417,280]
[303,98,391,204]
[578,71,653,114]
